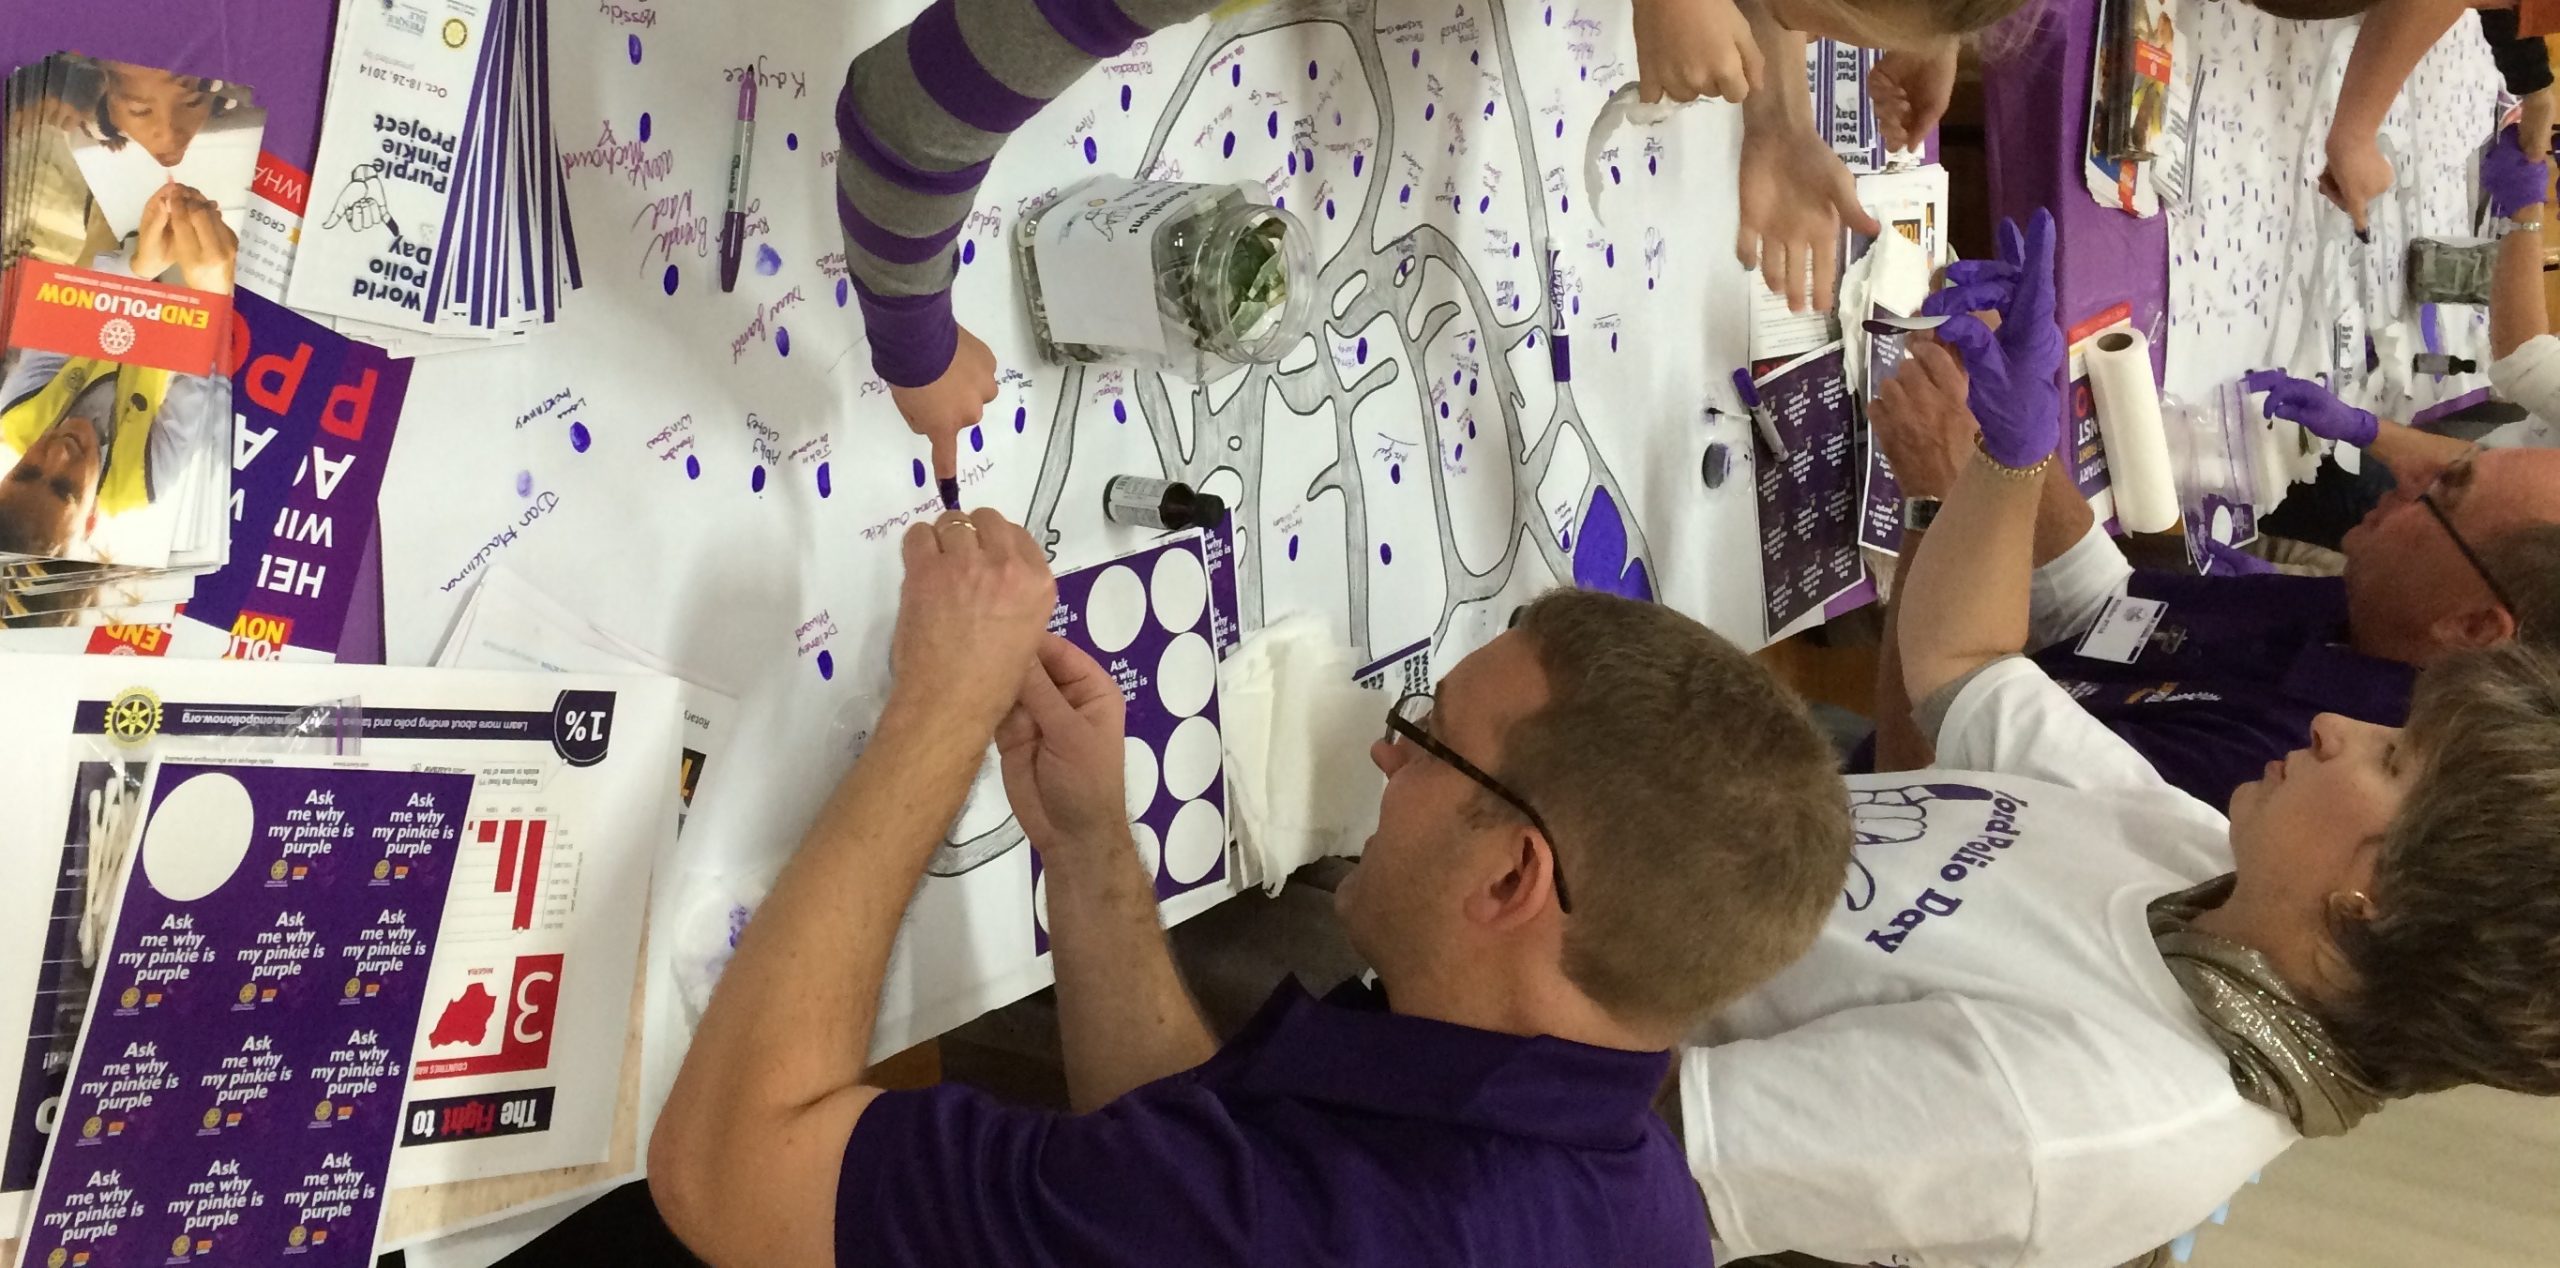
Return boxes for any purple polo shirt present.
[2029,570,2415,812]
[834,978,1712,1267]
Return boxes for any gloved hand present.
[1928,210,2063,471]
[2199,537,2277,577]
[2483,123,2552,220]
[1920,256,2018,319]
[2241,369,2378,448]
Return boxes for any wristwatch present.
[1902,496,1943,533]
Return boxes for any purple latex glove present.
[2483,124,2552,220]
[2241,369,2378,447]
[2199,537,2277,577]
[1919,257,2019,318]
[1935,210,2063,470]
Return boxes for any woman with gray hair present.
[1683,212,2560,1268]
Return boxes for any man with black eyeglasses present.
[1867,326,2560,815]
[650,505,1855,1267]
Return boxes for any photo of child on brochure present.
[14,54,261,294]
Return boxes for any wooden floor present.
[1753,625,2560,1268]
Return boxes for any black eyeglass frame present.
[1382,690,1573,914]
[2415,456,2519,618]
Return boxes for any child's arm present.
[837,0,1221,474]
[1735,0,1881,311]
[2319,0,2471,232]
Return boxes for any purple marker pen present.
[1732,367,1789,459]
[718,74,758,293]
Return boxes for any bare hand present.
[1738,119,1883,312]
[1633,0,1764,104]
[890,325,999,487]
[127,184,181,280]
[2317,130,2393,234]
[1869,338,1977,500]
[1869,39,1958,152]
[2524,87,2556,163]
[891,508,1059,730]
[996,636,1132,854]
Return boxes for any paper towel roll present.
[2088,330,2180,534]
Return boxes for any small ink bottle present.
[1103,476,1227,531]
[2412,353,2478,377]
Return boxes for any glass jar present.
[1016,177,1315,382]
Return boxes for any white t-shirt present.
[2486,333,2560,450]
[1679,658,2298,1268]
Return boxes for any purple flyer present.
[1031,534,1228,952]
[1754,345,1867,639]
[185,291,411,660]
[15,760,472,1268]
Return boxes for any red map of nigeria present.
[429,982,499,1047]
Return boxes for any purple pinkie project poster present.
[15,761,471,1268]
[1755,345,1867,639]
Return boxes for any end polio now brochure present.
[12,760,475,1268]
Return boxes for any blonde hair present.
[2331,642,2560,1096]
[1505,590,1852,1032]
[1785,0,2043,47]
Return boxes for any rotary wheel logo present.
[202,1107,221,1130]
[104,687,162,746]
[443,17,468,46]
[98,318,136,356]
[172,1236,192,1258]
[289,1225,308,1247]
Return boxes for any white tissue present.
[1218,616,1388,894]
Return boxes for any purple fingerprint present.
[1013,405,1028,433]
[1275,196,1286,209]
[1453,195,1462,212]
[1223,131,1236,157]
[1288,152,1299,175]
[751,465,767,493]
[1113,399,1128,423]
[961,240,977,265]
[1452,369,1463,385]
[1467,419,1478,437]
[1605,245,1616,267]
[1083,137,1098,163]
[1511,243,1520,257]
[639,112,653,142]
[1232,64,1242,86]
[1543,6,1552,22]
[817,650,835,680]
[628,35,643,63]
[1325,199,1336,219]
[1579,66,1588,81]
[1438,401,1450,418]
[1647,278,1656,290]
[569,422,592,452]
[1411,50,1421,67]
[776,328,792,356]
[786,132,799,150]
[1303,149,1314,169]
[817,462,833,497]
[1390,463,1402,483]
[1307,59,1318,79]
[515,470,533,496]
[1560,195,1569,212]
[1483,102,1494,119]
[1454,443,1465,460]
[1648,155,1658,175]
[1560,529,1573,551]
[1356,337,1368,362]
[1527,330,1538,347]
[835,279,850,306]
[1555,119,1564,138]
[755,243,783,275]
[1267,110,1279,137]
[1120,84,1132,111]
[969,426,984,452]
[1610,165,1621,184]
[1334,111,1342,125]
[1288,535,1301,561]
[1424,103,1435,121]
[1471,50,1480,65]
[1467,378,1477,395]
[1479,195,1490,213]
[1466,337,1476,351]
[912,459,927,487]
[662,265,680,295]
[1611,333,1620,351]
[1380,543,1395,564]
[1352,153,1364,176]
[1570,296,1580,314]
[685,454,701,480]
[1399,185,1411,204]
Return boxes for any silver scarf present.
[2149,876,2383,1138]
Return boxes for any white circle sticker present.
[1085,565,1146,654]
[141,772,256,902]
[1124,736,1159,818]
[1132,822,1162,879]
[1163,798,1225,885]
[1162,716,1222,801]
[1150,547,1209,635]
[1155,632,1216,718]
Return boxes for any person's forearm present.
[1898,456,2041,704]
[2032,442,2095,566]
[2330,0,2470,142]
[1739,2,1810,131]
[838,0,1221,386]
[659,696,987,1154]
[1043,826,1217,1112]
[2365,415,2478,486]
[1872,529,1937,771]
[2494,201,2550,360]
